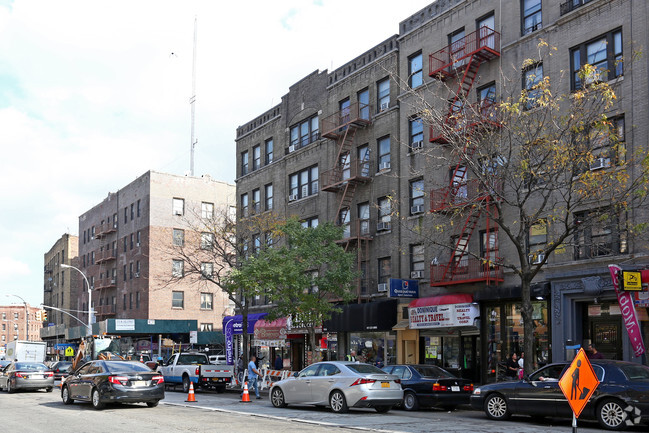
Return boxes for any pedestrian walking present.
[274,354,283,371]
[506,353,519,378]
[246,355,262,400]
[346,350,356,362]
[518,351,525,379]
[587,344,605,359]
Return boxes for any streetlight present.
[5,294,28,341]
[60,264,93,336]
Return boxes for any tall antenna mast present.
[189,16,197,176]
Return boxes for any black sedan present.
[382,364,473,410]
[61,360,164,409]
[50,361,73,380]
[471,360,649,430]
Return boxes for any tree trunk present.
[520,276,535,377]
[308,328,320,365]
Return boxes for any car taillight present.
[109,375,129,385]
[432,383,447,391]
[350,378,377,386]
[464,384,474,392]
[152,375,164,385]
[394,379,401,384]
[45,372,54,378]
[14,372,24,378]
[195,367,200,375]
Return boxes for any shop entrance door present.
[461,335,480,382]
[590,317,622,360]
[291,340,305,371]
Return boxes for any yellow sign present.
[623,271,642,291]
[65,347,75,357]
[559,348,600,418]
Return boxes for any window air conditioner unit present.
[590,157,611,171]
[529,253,545,265]
[135,272,140,278]
[377,221,391,231]
[410,270,424,279]
[379,161,391,171]
[380,102,389,112]
[377,283,388,292]
[411,140,424,150]
[288,194,298,202]
[411,205,425,215]
[136,242,140,247]
[288,144,296,153]
[110,279,116,284]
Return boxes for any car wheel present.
[484,393,510,421]
[46,387,53,393]
[7,379,14,394]
[91,388,105,410]
[146,400,159,408]
[597,398,627,431]
[329,390,348,413]
[375,405,391,413]
[403,391,419,411]
[182,375,191,394]
[270,387,287,408]
[61,386,74,405]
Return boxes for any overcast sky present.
[0,0,434,307]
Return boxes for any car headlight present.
[472,387,481,395]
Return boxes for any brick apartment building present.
[43,233,81,332]
[235,0,649,381]
[74,171,236,336]
[1,304,43,351]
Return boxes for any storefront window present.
[349,332,395,367]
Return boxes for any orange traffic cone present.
[185,381,197,402]
[240,381,251,403]
[140,354,144,363]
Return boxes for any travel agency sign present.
[409,302,479,329]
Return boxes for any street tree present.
[395,41,649,375]
[240,218,357,364]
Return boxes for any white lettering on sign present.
[408,303,479,329]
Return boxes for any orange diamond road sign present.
[559,348,600,418]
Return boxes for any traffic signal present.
[35,310,42,321]
[42,310,47,321]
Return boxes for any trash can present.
[565,339,580,360]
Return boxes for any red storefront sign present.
[609,264,646,357]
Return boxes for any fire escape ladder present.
[448,56,481,115]
[444,206,482,280]
[336,181,357,227]
[334,126,357,170]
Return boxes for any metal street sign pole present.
[572,412,577,433]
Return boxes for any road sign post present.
[559,348,600,432]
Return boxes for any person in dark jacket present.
[587,344,605,359]
[274,354,283,370]
[506,353,520,378]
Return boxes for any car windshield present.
[413,365,456,378]
[105,362,152,373]
[15,362,47,371]
[346,364,386,374]
[620,364,649,381]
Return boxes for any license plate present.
[381,382,390,388]
[451,386,460,392]
[212,378,222,382]
[31,375,43,380]
[131,381,146,387]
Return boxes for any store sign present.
[115,319,135,331]
[408,303,479,329]
[389,279,419,298]
[609,264,646,357]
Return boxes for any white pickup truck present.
[157,352,233,393]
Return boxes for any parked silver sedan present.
[269,361,403,413]
[0,362,55,393]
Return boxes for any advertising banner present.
[408,302,479,329]
[609,264,646,357]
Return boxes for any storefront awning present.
[254,317,288,340]
[408,293,473,308]
[323,299,398,332]
[392,319,411,330]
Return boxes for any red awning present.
[408,293,473,308]
[254,317,288,340]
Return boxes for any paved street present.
[1,382,646,433]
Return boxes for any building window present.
[241,150,249,175]
[522,0,542,35]
[202,202,214,219]
[252,189,260,214]
[200,323,213,332]
[172,260,184,278]
[480,230,499,264]
[137,200,141,217]
[124,207,127,224]
[574,115,625,174]
[113,212,118,228]
[411,244,425,276]
[123,265,127,282]
[477,82,497,117]
[378,257,391,284]
[130,233,134,250]
[339,208,351,238]
[172,291,184,309]
[265,184,273,211]
[289,165,319,200]
[523,63,543,109]
[377,77,390,111]
[130,203,134,221]
[201,232,214,250]
[136,292,140,309]
[574,208,627,259]
[135,261,140,277]
[409,117,424,151]
[265,230,274,247]
[528,220,547,263]
[173,229,185,246]
[358,202,370,236]
[409,52,423,88]
[377,136,391,171]
[123,237,127,252]
[301,216,319,228]
[265,138,274,165]
[252,145,261,171]
[201,263,213,279]
[358,88,370,120]
[129,262,133,279]
[378,197,391,226]
[570,29,622,91]
[172,198,184,216]
[199,292,213,310]
[136,231,140,246]
[241,193,249,217]
[410,178,425,215]
[449,28,466,69]
[290,115,319,150]
[252,233,261,255]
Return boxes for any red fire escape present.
[321,102,372,298]
[427,27,504,286]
